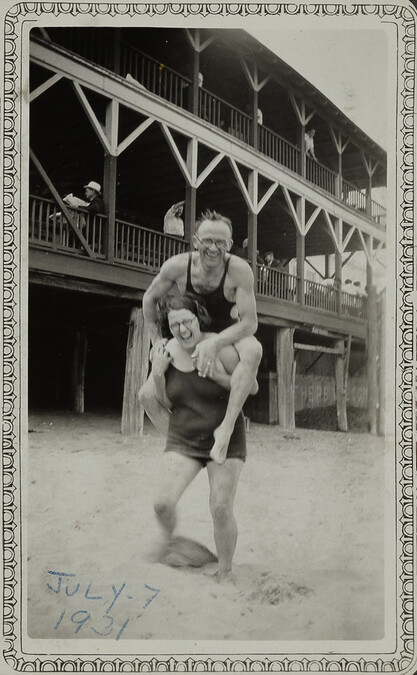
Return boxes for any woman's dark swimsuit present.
[185,252,236,333]
[164,364,246,465]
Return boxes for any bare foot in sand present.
[209,424,232,464]
[211,569,235,584]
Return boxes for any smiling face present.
[193,219,233,268]
[168,308,202,351]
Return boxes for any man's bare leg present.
[207,457,243,582]
[210,336,262,465]
[139,374,171,436]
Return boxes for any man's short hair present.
[195,209,233,237]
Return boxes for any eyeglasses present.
[194,234,230,251]
[169,317,196,333]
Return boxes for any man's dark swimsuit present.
[185,252,236,332]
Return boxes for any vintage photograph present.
[1,1,415,673]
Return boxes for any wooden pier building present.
[28,27,387,434]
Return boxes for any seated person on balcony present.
[163,201,185,237]
[304,128,317,161]
[64,180,104,215]
[83,181,105,214]
[140,209,262,465]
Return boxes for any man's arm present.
[216,257,258,348]
[142,254,186,344]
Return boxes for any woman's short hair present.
[156,293,212,338]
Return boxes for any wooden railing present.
[120,43,191,109]
[304,279,337,313]
[47,28,115,71]
[259,126,300,173]
[306,157,337,196]
[29,195,105,256]
[29,196,367,322]
[371,199,387,227]
[341,290,367,319]
[199,88,251,143]
[256,264,298,302]
[342,179,367,214]
[114,218,187,268]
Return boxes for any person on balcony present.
[140,209,262,466]
[83,181,105,214]
[163,201,185,237]
[305,128,318,161]
[242,238,263,264]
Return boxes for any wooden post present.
[300,122,306,178]
[103,99,118,263]
[189,30,200,115]
[367,281,378,435]
[113,27,121,76]
[296,230,305,306]
[335,219,343,315]
[334,338,349,432]
[121,306,150,436]
[324,254,330,279]
[248,170,258,281]
[251,82,258,151]
[377,288,386,436]
[71,330,88,414]
[275,327,295,430]
[185,137,197,246]
[366,170,372,218]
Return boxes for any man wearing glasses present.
[140,209,262,465]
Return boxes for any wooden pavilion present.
[28,26,387,434]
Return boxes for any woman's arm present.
[150,342,173,409]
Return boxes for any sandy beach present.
[26,410,385,643]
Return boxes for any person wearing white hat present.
[83,181,105,214]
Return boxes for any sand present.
[26,410,385,643]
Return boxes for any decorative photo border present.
[1,1,415,672]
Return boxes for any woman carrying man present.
[150,292,253,582]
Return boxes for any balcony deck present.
[29,195,367,340]
[30,33,386,230]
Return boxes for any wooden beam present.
[71,330,87,414]
[196,151,224,188]
[304,206,321,235]
[29,270,144,300]
[323,211,342,254]
[276,327,295,430]
[342,225,356,252]
[282,186,303,234]
[117,118,154,156]
[30,72,62,102]
[256,182,278,215]
[229,158,255,212]
[72,82,112,154]
[29,149,95,257]
[160,123,193,185]
[294,343,344,355]
[121,307,150,436]
[367,284,379,435]
[334,338,348,432]
[185,138,197,243]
